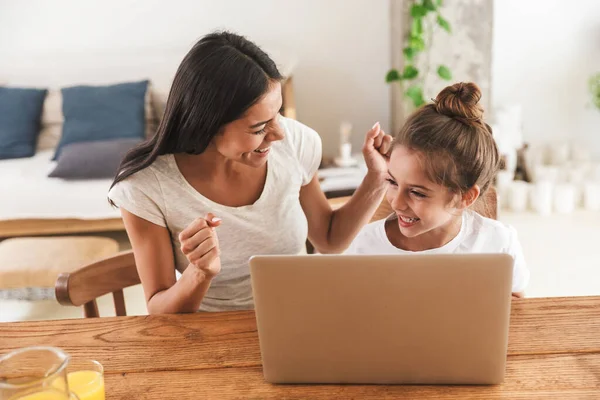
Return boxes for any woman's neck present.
[173,146,268,207]
[385,214,463,252]
[175,146,248,181]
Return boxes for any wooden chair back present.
[55,250,139,318]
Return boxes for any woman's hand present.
[179,213,222,279]
[362,122,393,176]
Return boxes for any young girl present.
[345,82,530,297]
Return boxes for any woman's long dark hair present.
[109,31,282,201]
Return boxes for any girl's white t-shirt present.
[344,210,530,293]
[108,116,322,311]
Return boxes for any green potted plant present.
[386,0,453,108]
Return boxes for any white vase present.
[508,181,530,212]
[531,181,553,215]
[583,183,600,211]
[340,142,352,160]
[554,184,576,214]
[526,146,546,181]
[566,164,588,184]
[534,165,560,183]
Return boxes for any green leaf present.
[437,15,451,33]
[402,65,419,80]
[437,65,452,80]
[411,17,423,36]
[385,69,402,83]
[589,73,600,110]
[406,85,425,107]
[423,0,437,11]
[410,4,427,18]
[436,0,443,6]
[403,47,417,61]
[409,35,425,51]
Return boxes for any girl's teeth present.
[401,216,418,223]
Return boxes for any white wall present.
[492,0,600,159]
[0,0,391,157]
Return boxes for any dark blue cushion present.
[0,87,48,159]
[49,138,142,180]
[53,80,148,160]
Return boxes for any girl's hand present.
[362,122,393,176]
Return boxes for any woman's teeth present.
[254,147,270,153]
[400,216,419,223]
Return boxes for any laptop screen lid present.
[249,253,513,385]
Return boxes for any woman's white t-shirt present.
[344,210,530,293]
[108,116,322,311]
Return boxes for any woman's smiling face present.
[212,81,284,168]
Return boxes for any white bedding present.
[0,150,121,220]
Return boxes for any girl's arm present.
[507,226,529,299]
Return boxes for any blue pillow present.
[0,87,48,159]
[49,138,142,180]
[53,80,148,160]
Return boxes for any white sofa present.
[0,81,160,237]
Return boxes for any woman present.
[108,31,391,313]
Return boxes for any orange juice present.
[67,370,105,400]
[17,389,70,400]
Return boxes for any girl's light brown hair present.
[393,82,500,196]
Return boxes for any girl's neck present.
[385,214,463,252]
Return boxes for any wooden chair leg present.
[306,239,315,254]
[83,300,99,318]
[113,290,127,316]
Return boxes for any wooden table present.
[1,297,599,399]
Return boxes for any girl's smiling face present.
[386,145,471,240]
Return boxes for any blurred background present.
[1,0,599,321]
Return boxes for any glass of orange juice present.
[64,359,105,400]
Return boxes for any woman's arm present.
[301,172,387,253]
[121,209,220,314]
[300,123,391,254]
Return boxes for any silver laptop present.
[249,254,513,385]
